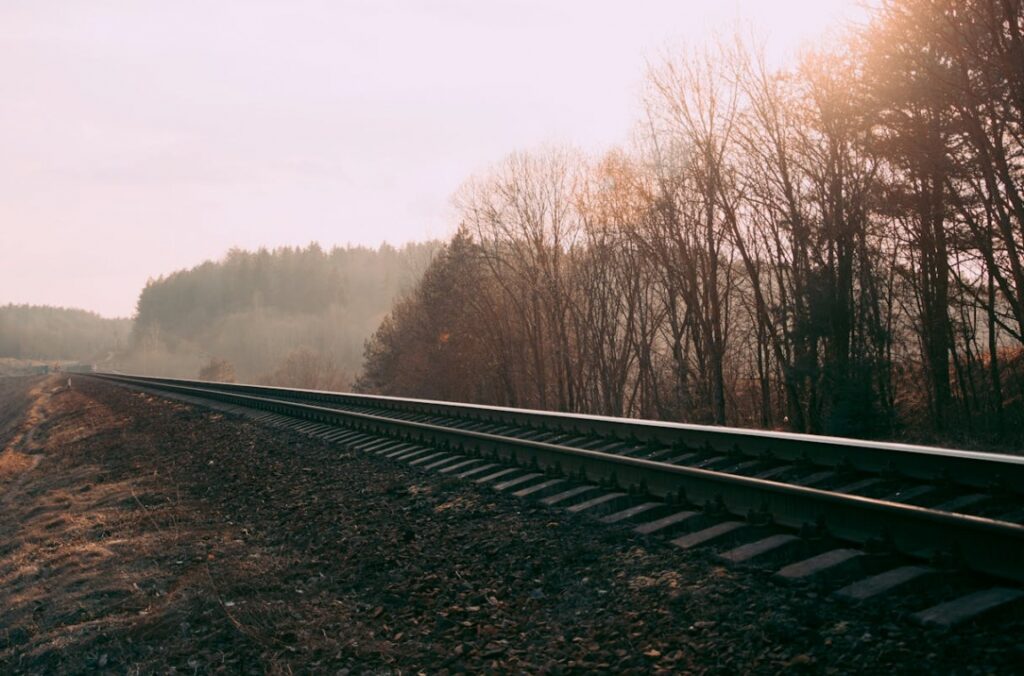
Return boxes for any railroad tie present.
[912,587,1024,629]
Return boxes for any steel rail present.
[98,372,1024,494]
[89,372,1024,583]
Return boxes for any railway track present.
[87,372,1024,629]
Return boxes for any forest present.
[358,0,1024,448]
[122,242,438,386]
[0,305,130,362]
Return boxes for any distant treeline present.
[0,304,130,362]
[122,243,439,386]
[358,0,1024,448]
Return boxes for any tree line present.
[359,0,1024,447]
[0,304,130,362]
[124,242,439,385]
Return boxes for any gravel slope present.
[0,376,1020,674]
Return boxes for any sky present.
[0,0,866,317]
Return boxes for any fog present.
[0,0,863,317]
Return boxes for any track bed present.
[1,376,1021,673]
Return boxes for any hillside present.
[0,305,130,363]
[121,243,440,385]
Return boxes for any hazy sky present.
[0,0,865,317]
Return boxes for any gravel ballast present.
[0,375,1021,673]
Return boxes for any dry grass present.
[0,449,38,479]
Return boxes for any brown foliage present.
[263,347,349,392]
[198,358,236,383]
[358,1,1024,448]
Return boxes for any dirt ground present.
[0,375,1021,674]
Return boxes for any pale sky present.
[0,0,865,317]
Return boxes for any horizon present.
[0,239,439,320]
[1,0,865,317]
[3,3,1024,666]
